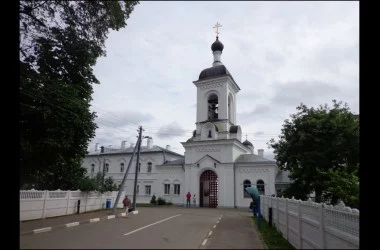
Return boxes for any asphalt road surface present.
[20,207,263,249]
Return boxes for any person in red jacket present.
[186,192,191,207]
[123,195,131,214]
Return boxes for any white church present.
[83,35,291,208]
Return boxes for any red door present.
[200,170,218,208]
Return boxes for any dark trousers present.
[186,199,190,207]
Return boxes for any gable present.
[194,154,221,166]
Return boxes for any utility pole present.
[112,135,140,213]
[132,126,144,211]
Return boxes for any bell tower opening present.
[208,93,218,120]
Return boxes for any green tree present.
[20,1,139,189]
[268,100,359,206]
[79,172,118,192]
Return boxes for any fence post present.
[100,192,103,210]
[319,204,325,249]
[84,192,88,212]
[277,198,280,229]
[66,191,71,215]
[42,190,48,219]
[298,200,302,248]
[285,198,289,240]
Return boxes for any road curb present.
[21,212,134,236]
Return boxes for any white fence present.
[260,195,359,249]
[20,189,126,221]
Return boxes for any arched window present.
[105,163,109,173]
[120,163,124,172]
[207,93,218,120]
[91,164,95,173]
[243,180,251,198]
[257,180,265,195]
[147,162,152,173]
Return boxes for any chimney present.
[258,149,264,158]
[147,137,153,149]
[166,145,170,150]
[100,146,104,153]
[121,141,126,150]
[95,143,99,152]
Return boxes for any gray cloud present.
[95,110,154,129]
[156,122,187,139]
[265,49,286,68]
[272,80,341,107]
[254,131,265,136]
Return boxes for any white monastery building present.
[83,34,290,208]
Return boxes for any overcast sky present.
[88,1,359,159]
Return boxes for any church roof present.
[235,154,275,164]
[87,145,184,158]
[242,140,253,147]
[229,125,239,133]
[199,64,230,80]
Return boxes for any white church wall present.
[156,166,185,205]
[235,165,276,208]
[220,164,235,208]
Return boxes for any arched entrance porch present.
[199,170,218,208]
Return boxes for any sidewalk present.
[204,211,265,249]
[20,208,126,234]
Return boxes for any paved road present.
[20,207,263,249]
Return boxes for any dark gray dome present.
[229,125,239,133]
[243,140,253,147]
[199,65,229,80]
[211,37,224,52]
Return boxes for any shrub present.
[166,201,173,205]
[157,197,166,205]
[150,195,157,205]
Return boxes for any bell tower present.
[191,26,241,141]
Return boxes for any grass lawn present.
[252,216,296,249]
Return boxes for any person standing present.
[193,193,196,207]
[186,192,191,207]
[123,195,131,214]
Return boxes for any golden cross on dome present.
[213,22,222,36]
[245,134,248,141]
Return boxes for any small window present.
[136,185,139,194]
[145,185,151,195]
[120,163,124,172]
[257,180,265,195]
[138,162,141,173]
[164,184,170,195]
[105,163,109,173]
[243,180,251,198]
[174,184,180,195]
[147,162,152,173]
[91,164,95,173]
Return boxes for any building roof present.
[275,170,292,184]
[199,65,230,80]
[235,154,275,164]
[87,145,184,158]
[160,158,185,166]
